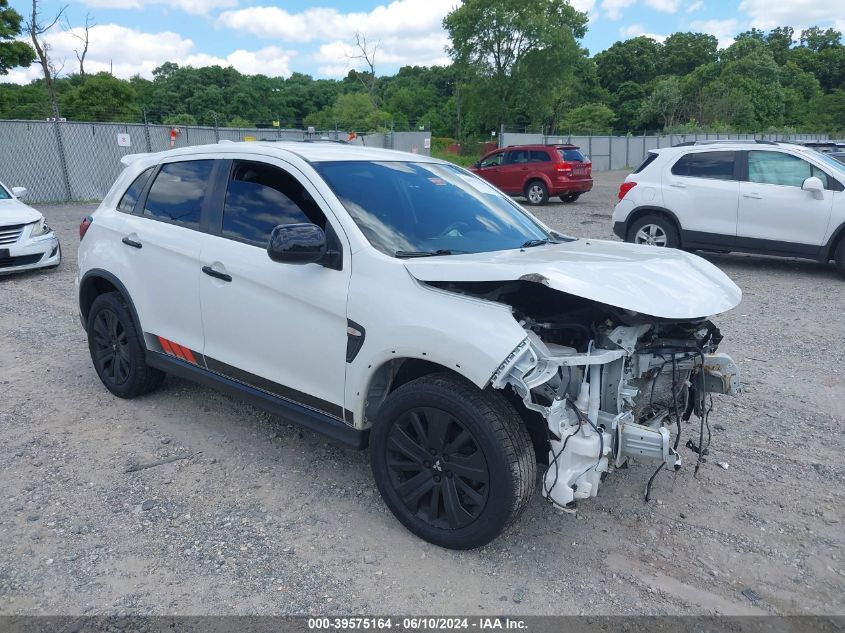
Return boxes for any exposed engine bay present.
[430,279,741,510]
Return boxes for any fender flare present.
[79,268,143,335]
[824,221,845,261]
[623,205,684,239]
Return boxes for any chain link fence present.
[0,120,431,203]
[499,129,832,171]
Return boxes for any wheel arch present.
[625,206,683,242]
[523,174,552,194]
[79,269,142,335]
[824,221,845,261]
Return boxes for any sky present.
[4,0,845,84]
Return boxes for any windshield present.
[315,161,561,257]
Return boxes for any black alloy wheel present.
[385,406,490,529]
[91,308,131,386]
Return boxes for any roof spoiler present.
[120,152,154,166]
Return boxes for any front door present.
[737,150,834,255]
[197,156,351,422]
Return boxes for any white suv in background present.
[612,141,845,276]
[77,142,741,549]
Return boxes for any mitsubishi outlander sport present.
[77,143,741,549]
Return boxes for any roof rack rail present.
[671,139,779,147]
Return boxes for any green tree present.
[661,32,717,76]
[0,0,35,75]
[639,76,682,129]
[443,0,588,128]
[559,103,615,133]
[800,27,842,53]
[612,81,646,131]
[594,36,662,93]
[61,73,140,121]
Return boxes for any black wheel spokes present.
[386,407,490,530]
[91,309,130,386]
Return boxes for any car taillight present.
[618,181,637,200]
[79,215,93,240]
[555,162,573,175]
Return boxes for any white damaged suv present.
[77,143,741,549]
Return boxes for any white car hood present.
[0,198,41,225]
[404,239,742,320]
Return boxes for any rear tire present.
[560,193,581,203]
[524,181,548,206]
[370,373,536,549]
[87,292,165,399]
[627,214,680,249]
[834,238,845,278]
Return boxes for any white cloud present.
[218,0,458,74]
[619,23,667,42]
[0,24,295,84]
[570,0,598,14]
[686,0,704,13]
[600,0,635,21]
[690,18,740,48]
[643,0,680,13]
[738,0,843,32]
[82,0,236,16]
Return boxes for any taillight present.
[79,215,93,240]
[618,181,637,200]
[555,162,573,175]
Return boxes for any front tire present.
[86,292,165,398]
[524,181,548,206]
[627,214,680,249]
[370,373,536,549]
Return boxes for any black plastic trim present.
[78,269,142,334]
[146,352,368,448]
[346,319,366,363]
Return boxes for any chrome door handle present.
[743,193,763,199]
[202,265,232,282]
[121,236,142,249]
[670,182,686,188]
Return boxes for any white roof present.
[121,141,440,166]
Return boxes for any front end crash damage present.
[490,316,740,509]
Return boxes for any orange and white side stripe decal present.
[156,336,199,365]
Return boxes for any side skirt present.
[146,351,370,449]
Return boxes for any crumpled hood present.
[0,198,41,225]
[404,239,742,320]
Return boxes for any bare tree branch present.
[346,32,379,108]
[64,12,94,78]
[26,0,68,119]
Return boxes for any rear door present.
[661,150,739,248]
[118,158,218,358]
[197,156,351,423]
[498,149,530,193]
[737,150,834,255]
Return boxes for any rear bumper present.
[0,234,61,275]
[550,178,592,195]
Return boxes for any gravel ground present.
[1,169,843,616]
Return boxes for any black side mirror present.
[474,161,482,169]
[267,223,328,265]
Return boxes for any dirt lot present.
[1,169,843,616]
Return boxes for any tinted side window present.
[117,167,154,214]
[748,151,830,188]
[558,148,586,162]
[530,150,551,162]
[506,150,530,164]
[144,160,213,228]
[222,160,326,246]
[479,152,504,168]
[671,151,735,180]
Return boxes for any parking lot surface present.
[1,169,843,616]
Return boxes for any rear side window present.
[117,167,154,214]
[222,160,326,246]
[530,150,552,162]
[633,152,658,174]
[506,150,530,164]
[558,148,586,162]
[671,151,735,180]
[144,160,214,229]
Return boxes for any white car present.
[77,143,741,549]
[612,140,845,276]
[0,182,61,274]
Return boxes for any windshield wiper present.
[394,249,465,258]
[520,238,553,248]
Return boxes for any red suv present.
[469,144,592,205]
